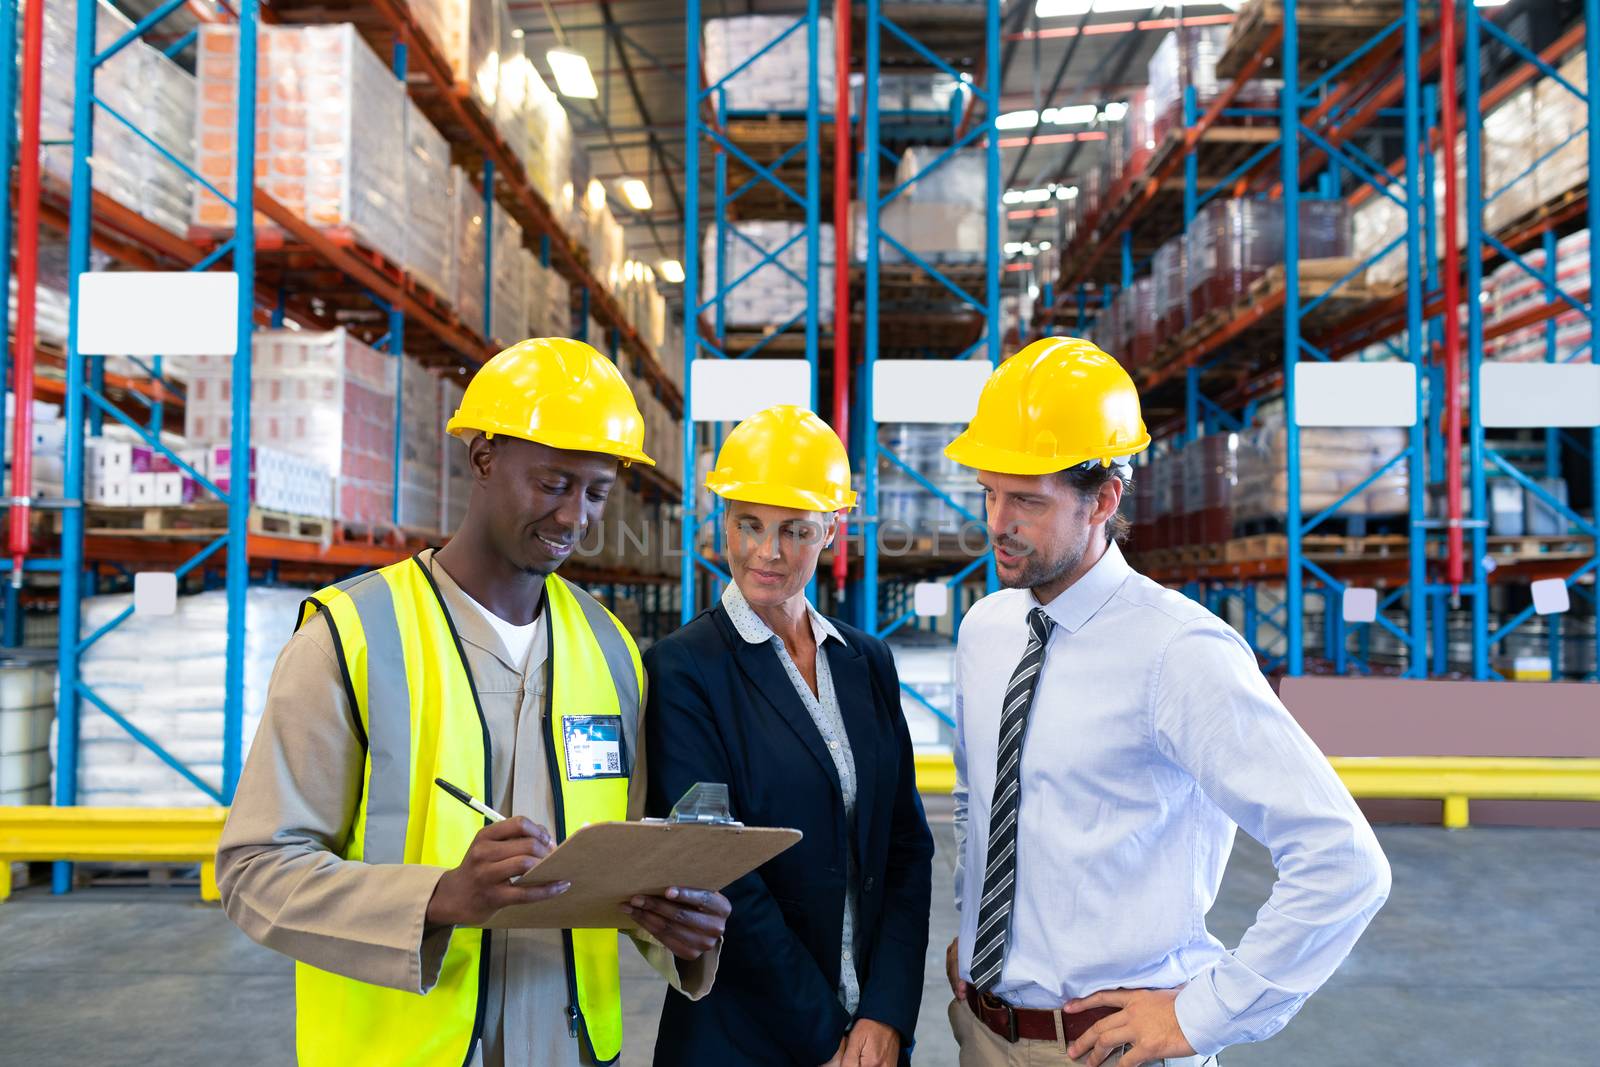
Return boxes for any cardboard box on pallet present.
[194,24,408,269]
[1234,413,1409,523]
[452,166,488,335]
[439,378,472,536]
[41,0,196,237]
[494,4,531,164]
[399,355,444,534]
[403,98,455,303]
[523,65,574,221]
[1153,237,1187,339]
[489,210,528,346]
[703,15,836,114]
[701,221,836,327]
[206,445,335,519]
[184,330,396,528]
[410,0,500,115]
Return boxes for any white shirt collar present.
[721,580,843,647]
[1032,539,1133,634]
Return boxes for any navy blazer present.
[643,603,935,1066]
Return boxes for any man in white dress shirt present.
[940,338,1391,1067]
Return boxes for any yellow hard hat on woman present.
[446,337,655,466]
[705,405,857,511]
[944,336,1149,475]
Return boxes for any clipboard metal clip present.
[657,782,743,827]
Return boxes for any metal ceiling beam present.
[1005,5,1094,190]
[1019,25,1149,246]
[597,2,687,228]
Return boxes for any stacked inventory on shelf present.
[1130,415,1410,553]
[403,97,456,302]
[489,210,528,346]
[699,15,834,333]
[1075,25,1279,228]
[703,15,836,113]
[195,24,408,268]
[704,220,836,327]
[41,0,197,236]
[852,148,986,265]
[1483,230,1592,363]
[398,356,444,531]
[527,256,573,340]
[875,423,984,536]
[1089,198,1352,372]
[3,395,65,500]
[439,377,472,535]
[185,329,398,529]
[451,166,489,331]
[0,651,56,806]
[1355,41,1589,290]
[61,587,306,807]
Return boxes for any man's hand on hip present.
[621,886,730,960]
[945,937,969,1001]
[1064,988,1196,1067]
[426,817,569,928]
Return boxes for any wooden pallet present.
[249,508,332,543]
[1218,0,1429,79]
[714,325,817,357]
[83,504,330,543]
[1148,257,1378,367]
[1223,532,1411,563]
[1480,534,1596,561]
[1175,543,1228,565]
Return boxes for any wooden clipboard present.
[480,820,802,931]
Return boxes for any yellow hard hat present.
[944,337,1149,475]
[705,405,858,512]
[446,337,655,467]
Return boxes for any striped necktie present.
[969,605,1054,993]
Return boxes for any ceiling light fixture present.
[619,178,653,212]
[546,48,599,99]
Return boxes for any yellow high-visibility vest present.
[293,555,639,1066]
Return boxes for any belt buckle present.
[979,992,1019,1044]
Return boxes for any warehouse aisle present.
[2,817,1597,1065]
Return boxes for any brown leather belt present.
[966,991,1117,1044]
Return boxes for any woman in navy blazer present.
[642,407,934,1067]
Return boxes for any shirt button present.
[865,877,876,891]
[829,741,840,750]
[842,951,853,961]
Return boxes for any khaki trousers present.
[948,998,1219,1067]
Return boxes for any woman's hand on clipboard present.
[426,817,572,928]
[619,887,732,960]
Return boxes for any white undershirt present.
[462,591,541,667]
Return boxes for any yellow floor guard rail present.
[5,758,1600,901]
[0,806,229,902]
[914,754,1600,830]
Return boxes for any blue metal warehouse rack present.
[1042,1,1598,682]
[0,0,686,893]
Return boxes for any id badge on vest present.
[562,714,627,780]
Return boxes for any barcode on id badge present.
[606,751,620,773]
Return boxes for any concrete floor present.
[2,812,1597,1066]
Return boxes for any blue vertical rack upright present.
[1463,1,1600,681]
[50,0,258,891]
[859,0,1002,722]
[1276,0,1431,677]
[681,1,825,623]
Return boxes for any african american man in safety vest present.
[217,338,730,1067]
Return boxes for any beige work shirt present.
[216,549,715,1066]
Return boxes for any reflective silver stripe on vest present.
[345,572,413,866]
[567,581,640,723]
